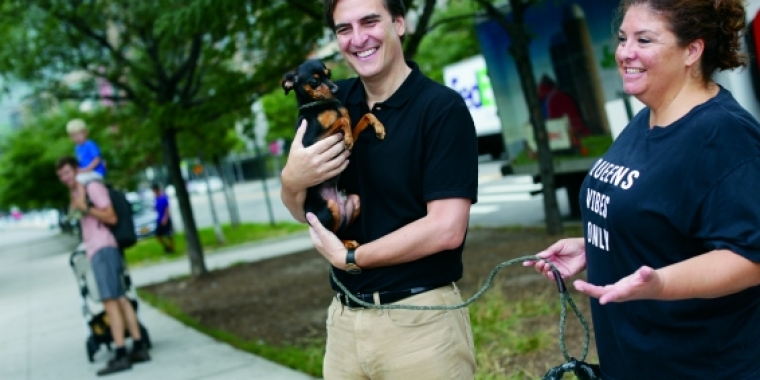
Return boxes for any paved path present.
[0,228,317,380]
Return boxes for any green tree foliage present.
[260,90,298,144]
[415,0,482,84]
[0,0,324,276]
[0,103,149,209]
[0,114,71,211]
[177,114,242,161]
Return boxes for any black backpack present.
[85,181,137,249]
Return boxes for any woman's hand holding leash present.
[524,238,587,280]
[526,238,664,304]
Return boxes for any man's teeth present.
[626,68,645,74]
[357,48,377,58]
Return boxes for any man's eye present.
[618,36,626,43]
[638,38,651,44]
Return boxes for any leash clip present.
[551,267,567,293]
[543,358,602,380]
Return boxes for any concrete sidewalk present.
[0,228,318,380]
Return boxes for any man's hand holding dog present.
[282,120,350,190]
[306,212,350,270]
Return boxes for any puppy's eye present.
[309,78,320,87]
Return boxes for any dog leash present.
[329,256,601,380]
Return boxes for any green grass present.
[470,288,559,380]
[581,135,614,157]
[124,222,308,267]
[136,289,326,377]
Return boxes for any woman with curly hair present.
[528,0,760,378]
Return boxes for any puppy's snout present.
[329,83,339,94]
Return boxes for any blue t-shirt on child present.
[75,139,106,177]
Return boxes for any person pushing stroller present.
[56,156,150,376]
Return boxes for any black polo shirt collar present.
[344,60,424,109]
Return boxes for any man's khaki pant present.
[323,284,476,380]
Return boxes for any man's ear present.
[394,15,406,39]
[282,72,296,95]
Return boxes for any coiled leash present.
[329,255,602,380]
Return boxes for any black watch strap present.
[345,248,361,274]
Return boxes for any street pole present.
[223,158,241,224]
[233,151,245,183]
[252,137,276,226]
[200,156,226,244]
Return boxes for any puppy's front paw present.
[342,240,360,250]
[374,123,386,140]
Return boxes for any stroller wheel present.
[86,336,98,362]
[139,324,152,349]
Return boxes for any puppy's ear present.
[282,72,296,95]
[325,68,332,79]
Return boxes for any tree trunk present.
[403,0,437,60]
[476,0,563,234]
[510,38,564,234]
[213,155,240,228]
[161,129,207,276]
[509,3,563,235]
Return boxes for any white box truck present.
[443,55,505,159]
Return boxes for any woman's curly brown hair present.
[614,0,748,85]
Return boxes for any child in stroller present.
[68,243,152,363]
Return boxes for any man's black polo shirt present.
[331,61,478,294]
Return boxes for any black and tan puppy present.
[282,59,385,248]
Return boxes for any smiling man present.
[279,0,479,378]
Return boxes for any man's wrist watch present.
[345,249,362,275]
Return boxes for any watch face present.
[345,264,361,275]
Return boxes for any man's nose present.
[351,28,368,46]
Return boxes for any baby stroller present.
[68,243,152,362]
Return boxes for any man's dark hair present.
[151,182,162,191]
[323,0,407,40]
[55,156,79,170]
